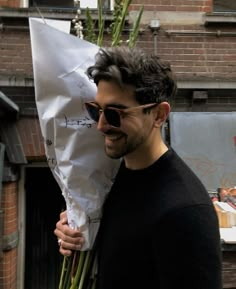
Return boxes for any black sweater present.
[96,148,222,289]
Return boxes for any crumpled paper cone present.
[29,18,120,250]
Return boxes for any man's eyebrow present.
[106,103,128,109]
[94,101,128,109]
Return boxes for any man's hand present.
[54,210,85,256]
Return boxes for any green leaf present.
[84,7,97,44]
[97,0,105,47]
[128,5,144,48]
[112,0,132,46]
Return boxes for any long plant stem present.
[112,0,132,46]
[59,256,67,289]
[128,5,144,47]
[97,0,105,46]
[78,251,91,289]
[60,255,75,289]
[70,251,86,289]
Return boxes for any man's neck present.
[124,142,168,170]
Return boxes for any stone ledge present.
[204,12,236,25]
[0,7,113,21]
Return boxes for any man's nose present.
[97,111,111,132]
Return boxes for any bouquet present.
[29,18,120,288]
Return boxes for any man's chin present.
[105,148,123,159]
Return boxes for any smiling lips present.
[105,133,124,143]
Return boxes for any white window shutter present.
[80,0,98,9]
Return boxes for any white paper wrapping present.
[29,18,120,250]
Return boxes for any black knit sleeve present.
[153,204,223,289]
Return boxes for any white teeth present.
[106,135,122,141]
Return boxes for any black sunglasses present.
[85,101,157,128]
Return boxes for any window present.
[29,0,113,10]
[29,0,74,8]
[214,0,236,12]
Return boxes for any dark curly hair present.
[86,46,177,105]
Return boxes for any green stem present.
[71,251,79,280]
[128,5,144,48]
[90,277,97,289]
[59,256,67,289]
[64,255,74,289]
[87,254,97,289]
[78,251,91,289]
[69,251,86,289]
[97,0,105,46]
[112,0,132,46]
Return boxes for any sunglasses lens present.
[85,103,121,127]
[104,109,120,127]
[85,103,100,122]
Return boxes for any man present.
[54,47,222,289]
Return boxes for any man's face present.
[94,80,156,159]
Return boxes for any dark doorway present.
[24,167,66,289]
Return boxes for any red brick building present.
[0,0,236,288]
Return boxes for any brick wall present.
[131,0,212,12]
[16,117,45,159]
[1,15,236,83]
[135,31,236,81]
[0,182,18,289]
[0,30,33,77]
[0,0,20,8]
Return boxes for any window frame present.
[25,0,113,10]
[213,0,236,13]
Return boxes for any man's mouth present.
[105,134,123,141]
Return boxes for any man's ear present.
[154,102,170,127]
